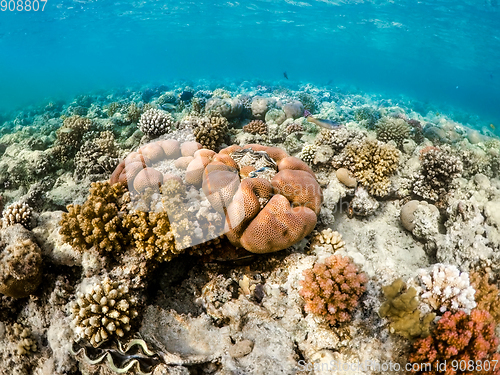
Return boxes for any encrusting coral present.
[408,309,500,375]
[70,276,139,347]
[59,181,129,254]
[138,108,174,137]
[379,278,435,339]
[299,254,367,325]
[413,264,476,314]
[333,138,400,197]
[0,224,43,298]
[413,146,463,202]
[1,201,33,229]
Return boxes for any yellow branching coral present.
[379,278,435,339]
[334,139,400,197]
[470,270,500,323]
[59,181,129,253]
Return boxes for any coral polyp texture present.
[192,114,229,151]
[1,201,33,229]
[413,146,463,201]
[375,116,411,148]
[198,144,323,253]
[138,108,174,137]
[70,276,139,347]
[243,119,268,135]
[59,181,129,253]
[408,309,500,375]
[333,138,400,197]
[299,254,367,325]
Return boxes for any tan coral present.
[139,142,166,163]
[198,144,323,253]
[158,139,181,159]
[181,141,202,157]
[133,167,163,193]
[310,228,345,251]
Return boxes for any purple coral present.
[299,254,367,325]
[409,309,500,375]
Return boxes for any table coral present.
[59,181,129,254]
[413,146,463,202]
[408,309,500,375]
[299,254,367,325]
[333,138,400,197]
[199,144,323,253]
[70,276,139,347]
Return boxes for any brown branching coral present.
[413,146,463,202]
[59,181,129,253]
[53,115,94,162]
[333,138,400,197]
[299,254,367,325]
[470,270,500,323]
[74,131,121,180]
[408,309,500,375]
[193,114,229,151]
[70,276,139,347]
[243,120,267,135]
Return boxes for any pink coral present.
[299,254,367,325]
[409,309,500,375]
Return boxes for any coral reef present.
[470,270,500,323]
[70,276,139,347]
[400,200,440,241]
[413,264,476,314]
[375,116,411,148]
[299,254,367,325]
[0,224,43,298]
[379,278,435,339]
[74,131,121,180]
[1,201,33,229]
[138,108,174,137]
[243,120,267,135]
[205,97,243,118]
[333,138,400,197]
[59,181,129,253]
[53,115,93,161]
[310,228,345,252]
[413,146,463,201]
[354,106,380,128]
[8,323,37,355]
[192,114,229,151]
[408,309,500,375]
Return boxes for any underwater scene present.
[1,0,500,374]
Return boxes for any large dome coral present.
[196,144,323,253]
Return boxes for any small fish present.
[490,123,496,130]
[304,110,341,130]
[283,71,288,80]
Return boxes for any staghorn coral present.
[194,144,322,253]
[138,108,174,137]
[413,264,476,314]
[470,270,500,323]
[375,116,411,148]
[333,138,400,197]
[1,201,33,229]
[379,278,435,339]
[299,254,367,326]
[193,115,229,151]
[59,181,129,254]
[70,276,139,347]
[413,146,463,201]
[408,309,500,375]
[0,225,42,298]
[243,120,267,135]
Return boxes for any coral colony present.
[1,82,500,374]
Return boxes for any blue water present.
[1,0,499,127]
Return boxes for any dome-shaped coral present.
[197,144,323,253]
[138,108,174,137]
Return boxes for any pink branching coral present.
[409,309,500,375]
[299,254,367,325]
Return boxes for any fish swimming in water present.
[303,110,342,130]
[283,71,288,80]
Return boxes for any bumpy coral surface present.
[375,116,411,148]
[243,120,267,135]
[414,264,476,314]
[310,228,345,251]
[299,254,367,325]
[409,310,500,375]
[70,276,138,347]
[413,146,463,201]
[192,114,229,151]
[59,181,129,253]
[138,108,174,137]
[470,270,500,323]
[1,201,33,229]
[333,138,400,197]
[198,144,323,253]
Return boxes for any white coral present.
[2,201,33,229]
[138,108,173,137]
[413,264,476,314]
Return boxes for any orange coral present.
[299,254,367,325]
